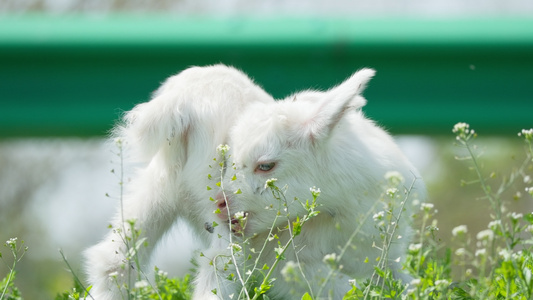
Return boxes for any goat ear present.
[305,68,375,142]
[114,89,189,163]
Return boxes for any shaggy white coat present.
[204,68,426,299]
[84,65,274,299]
[85,65,426,300]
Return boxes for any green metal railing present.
[1,15,532,137]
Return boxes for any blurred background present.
[1,1,532,298]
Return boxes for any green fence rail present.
[1,15,532,137]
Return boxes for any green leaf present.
[301,292,313,300]
[293,216,302,236]
[207,186,212,191]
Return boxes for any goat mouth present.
[214,191,249,234]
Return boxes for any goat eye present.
[257,162,276,172]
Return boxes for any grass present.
[1,123,532,300]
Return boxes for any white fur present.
[84,64,274,299]
[86,66,426,300]
[212,68,427,299]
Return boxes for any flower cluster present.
[310,186,321,198]
[420,203,434,212]
[386,188,399,198]
[280,261,299,282]
[233,211,247,221]
[518,128,533,141]
[526,187,533,197]
[216,144,231,157]
[264,178,278,189]
[453,122,476,141]
[5,237,17,247]
[510,212,523,220]
[408,243,422,254]
[384,171,404,187]
[373,211,385,222]
[476,229,494,243]
[322,253,338,268]
[452,225,468,237]
[488,219,501,231]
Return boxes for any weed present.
[4,123,532,299]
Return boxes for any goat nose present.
[216,191,229,208]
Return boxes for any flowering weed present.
[0,238,27,300]
[5,123,532,299]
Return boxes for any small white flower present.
[108,271,119,278]
[452,225,468,236]
[476,229,494,241]
[410,278,421,286]
[453,122,469,133]
[408,243,422,253]
[421,203,434,211]
[385,171,404,186]
[228,243,242,252]
[234,211,247,221]
[134,280,149,288]
[373,211,385,221]
[524,175,531,184]
[518,128,533,140]
[453,122,475,140]
[475,249,486,257]
[512,251,523,261]
[526,225,533,233]
[281,261,298,279]
[216,144,230,156]
[435,279,449,287]
[488,220,501,231]
[264,178,278,189]
[499,249,512,261]
[526,187,533,197]
[510,212,523,220]
[310,186,321,197]
[323,253,337,267]
[6,237,17,246]
[386,188,399,198]
[455,248,467,256]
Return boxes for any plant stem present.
[218,155,250,300]
[59,249,96,300]
[0,266,15,300]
